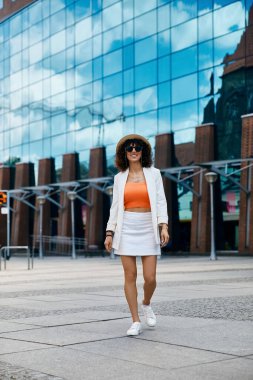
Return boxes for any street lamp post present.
[67,191,77,259]
[204,172,218,261]
[105,185,115,259]
[37,196,46,259]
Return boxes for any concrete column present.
[57,153,82,240]
[85,147,109,249]
[33,158,56,250]
[155,133,180,250]
[239,114,253,254]
[0,166,15,246]
[190,124,223,253]
[11,163,35,246]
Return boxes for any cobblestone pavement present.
[0,257,252,380]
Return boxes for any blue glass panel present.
[198,12,213,43]
[75,0,91,22]
[92,0,102,14]
[102,2,122,31]
[29,42,43,65]
[75,128,93,150]
[171,19,197,52]
[51,113,67,135]
[199,96,214,124]
[22,10,29,29]
[29,23,42,45]
[93,56,103,80]
[158,55,170,82]
[51,51,66,74]
[11,34,22,55]
[172,73,198,104]
[135,60,157,90]
[29,2,42,25]
[123,44,134,69]
[103,119,124,145]
[124,93,134,116]
[171,0,197,27]
[103,25,122,54]
[103,0,119,7]
[76,39,92,65]
[43,119,51,138]
[214,0,242,9]
[199,69,214,98]
[124,68,134,93]
[214,30,244,66]
[75,17,92,44]
[50,0,66,14]
[171,46,197,78]
[172,100,198,131]
[76,61,92,86]
[198,0,213,15]
[158,4,170,32]
[214,2,245,37]
[65,2,75,27]
[76,83,92,106]
[135,35,157,65]
[52,134,66,155]
[10,53,22,73]
[93,80,102,102]
[50,10,66,35]
[158,106,171,134]
[10,13,22,37]
[123,0,133,21]
[66,47,74,69]
[158,81,171,107]
[135,86,157,114]
[93,34,102,58]
[103,96,123,121]
[50,30,66,55]
[135,110,157,135]
[43,138,51,157]
[103,72,122,98]
[30,120,43,141]
[135,10,157,40]
[66,131,75,152]
[103,49,122,76]
[93,12,102,35]
[10,127,22,146]
[123,20,134,45]
[134,0,156,17]
[199,40,213,70]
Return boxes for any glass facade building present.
[0,0,253,246]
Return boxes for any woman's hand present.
[160,227,170,248]
[104,236,113,252]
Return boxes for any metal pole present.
[70,199,76,259]
[209,182,217,260]
[39,202,43,259]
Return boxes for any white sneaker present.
[142,304,156,327]
[127,322,142,336]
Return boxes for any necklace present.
[129,170,144,183]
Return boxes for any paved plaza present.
[0,254,252,379]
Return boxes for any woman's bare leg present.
[121,256,140,322]
[141,256,157,305]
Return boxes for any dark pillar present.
[58,153,82,241]
[155,133,180,250]
[85,147,109,248]
[239,115,253,254]
[11,163,35,246]
[190,124,223,253]
[33,158,56,249]
[0,166,14,246]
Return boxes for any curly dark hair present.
[115,139,153,171]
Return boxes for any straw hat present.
[116,134,151,153]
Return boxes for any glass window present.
[214,30,244,66]
[65,2,75,27]
[93,12,102,35]
[103,96,123,121]
[76,39,92,65]
[123,44,134,70]
[103,49,122,76]
[93,34,102,58]
[75,127,93,150]
[134,0,156,17]
[51,113,66,135]
[103,72,122,98]
[10,13,22,37]
[123,0,134,21]
[172,73,198,104]
[135,10,157,40]
[158,29,171,57]
[50,9,66,35]
[124,93,134,116]
[93,57,103,80]
[198,12,213,43]
[135,35,157,65]
[135,110,157,135]
[158,4,170,32]
[198,0,212,15]
[123,19,134,45]
[29,23,43,45]
[103,25,122,54]
[51,30,66,55]
[172,100,198,131]
[158,106,171,134]
[0,0,3,9]
[171,0,197,27]
[50,0,66,14]
[51,51,66,74]
[10,34,21,55]
[171,46,197,78]
[66,131,75,152]
[10,53,22,73]
[75,0,91,22]
[103,2,122,31]
[124,68,134,93]
[199,40,213,70]
[30,120,43,141]
[135,86,157,114]
[214,2,245,38]
[199,69,214,98]
[158,55,170,82]
[171,19,197,52]
[75,17,92,44]
[158,81,171,107]
[52,134,66,155]
[29,42,43,65]
[76,83,92,107]
[199,96,215,124]
[135,60,157,90]
[76,61,92,86]
[93,80,102,102]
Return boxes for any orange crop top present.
[124,182,151,209]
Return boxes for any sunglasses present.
[125,145,143,153]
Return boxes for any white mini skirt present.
[114,211,161,257]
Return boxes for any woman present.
[104,134,169,336]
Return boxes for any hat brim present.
[116,134,151,153]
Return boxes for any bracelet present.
[106,234,113,238]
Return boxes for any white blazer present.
[106,167,168,250]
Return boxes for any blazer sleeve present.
[155,169,169,224]
[106,174,119,232]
